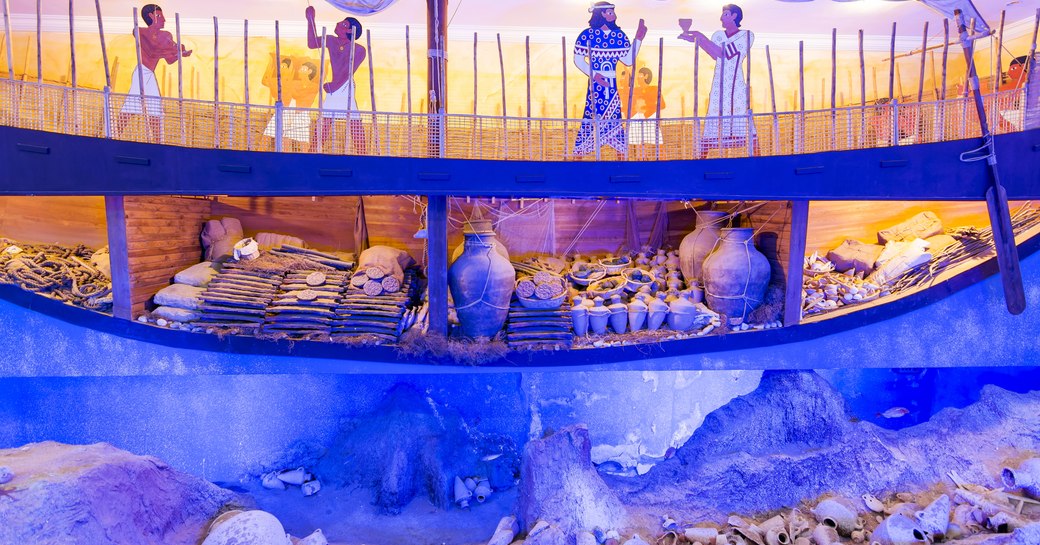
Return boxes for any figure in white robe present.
[678,4,755,149]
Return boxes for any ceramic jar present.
[627,294,648,332]
[588,297,610,335]
[571,296,589,336]
[608,294,628,334]
[448,232,515,338]
[701,227,771,326]
[647,293,669,331]
[679,210,727,285]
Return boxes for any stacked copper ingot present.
[261,270,349,339]
[194,263,281,332]
[331,269,419,343]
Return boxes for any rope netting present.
[0,239,113,312]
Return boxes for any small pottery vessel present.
[812,497,861,536]
[914,494,950,539]
[871,514,929,545]
[454,476,473,508]
[571,297,589,336]
[684,528,718,543]
[665,250,681,270]
[473,479,492,502]
[668,291,697,331]
[588,297,610,335]
[1003,458,1040,498]
[647,293,669,330]
[276,467,307,486]
[654,249,668,266]
[862,493,885,513]
[635,252,651,267]
[811,525,840,545]
[628,295,648,332]
[608,294,628,334]
[201,511,289,545]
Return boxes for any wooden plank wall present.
[446,199,674,259]
[210,196,426,260]
[125,196,212,316]
[0,196,108,248]
[805,201,1024,254]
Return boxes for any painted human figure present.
[118,4,192,141]
[625,65,666,157]
[998,55,1030,132]
[305,6,367,154]
[679,4,754,152]
[573,1,647,157]
[262,55,321,150]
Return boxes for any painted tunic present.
[573,27,637,155]
[704,29,754,142]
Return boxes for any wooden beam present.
[426,195,448,336]
[783,200,809,327]
[105,196,132,320]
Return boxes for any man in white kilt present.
[118,4,192,142]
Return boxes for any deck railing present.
[0,77,1030,162]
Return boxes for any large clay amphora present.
[679,210,728,285]
[451,219,510,263]
[701,228,771,326]
[449,232,515,338]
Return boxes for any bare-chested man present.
[305,6,366,154]
[118,4,192,141]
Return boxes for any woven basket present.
[586,276,626,299]
[599,256,632,275]
[621,267,656,292]
[515,276,567,309]
[568,264,606,286]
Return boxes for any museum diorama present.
[1,0,1040,543]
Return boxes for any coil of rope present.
[0,240,112,312]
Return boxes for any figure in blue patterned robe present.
[572,2,646,156]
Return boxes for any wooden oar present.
[953,9,1024,314]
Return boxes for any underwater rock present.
[315,384,513,515]
[0,441,237,545]
[1009,522,1040,545]
[525,522,568,545]
[626,371,1040,517]
[519,424,628,535]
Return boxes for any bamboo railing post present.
[496,33,506,158]
[941,20,949,102]
[69,0,76,87]
[830,28,837,149]
[656,36,664,161]
[859,29,866,146]
[274,19,283,152]
[132,8,152,141]
[624,35,637,160]
[366,28,379,154]
[471,32,477,156]
[896,64,904,100]
[1,0,11,81]
[176,13,184,145]
[889,22,897,100]
[996,10,1006,91]
[244,19,250,150]
[213,16,219,148]
[766,44,778,154]
[34,0,42,84]
[562,36,568,121]
[798,41,805,153]
[917,22,929,104]
[745,30,752,157]
[93,1,112,90]
[525,35,532,160]
[405,25,411,155]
